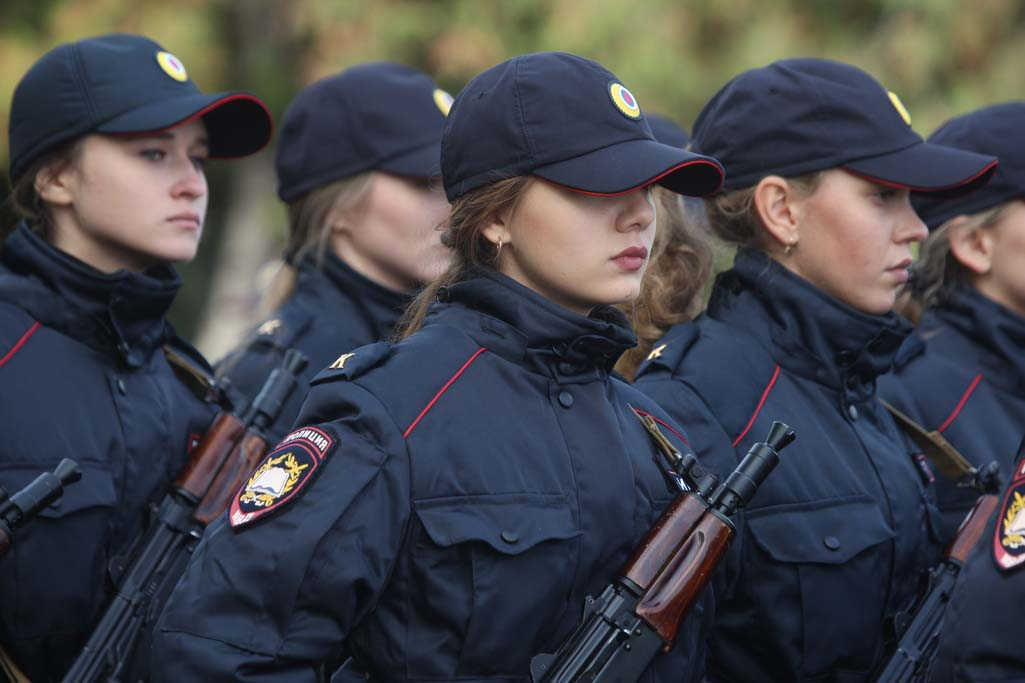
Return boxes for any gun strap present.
[164,344,214,399]
[881,399,975,483]
[0,644,29,683]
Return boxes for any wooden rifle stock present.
[947,492,999,565]
[173,412,247,501]
[193,431,271,526]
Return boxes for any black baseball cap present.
[691,58,997,195]
[8,33,273,182]
[441,52,724,202]
[912,102,1025,229]
[275,62,452,202]
[647,114,690,149]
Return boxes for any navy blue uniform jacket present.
[0,225,214,682]
[634,250,941,683]
[879,286,1025,541]
[217,251,411,444]
[930,440,1025,682]
[153,271,710,682]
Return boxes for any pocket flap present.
[415,495,581,555]
[0,462,117,518]
[746,496,895,564]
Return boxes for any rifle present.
[62,348,307,683]
[530,419,795,683]
[1,458,81,560]
[873,462,1002,683]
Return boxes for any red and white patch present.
[994,463,1025,571]
[229,427,335,529]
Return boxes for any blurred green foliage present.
[2,0,1024,334]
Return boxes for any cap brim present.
[533,138,724,197]
[97,92,273,158]
[378,141,442,179]
[845,141,998,196]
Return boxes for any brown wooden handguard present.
[635,511,733,651]
[173,412,246,500]
[948,493,999,565]
[193,431,270,526]
[621,493,709,590]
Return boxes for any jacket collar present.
[0,223,180,366]
[294,250,412,340]
[710,248,912,394]
[429,269,637,375]
[924,285,1025,391]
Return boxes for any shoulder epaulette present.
[310,341,392,386]
[248,304,315,352]
[635,324,700,378]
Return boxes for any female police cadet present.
[152,51,724,682]
[879,102,1025,542]
[0,34,271,681]
[217,63,452,443]
[631,59,997,683]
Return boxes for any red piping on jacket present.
[936,373,983,434]
[404,347,488,439]
[633,409,689,446]
[732,364,781,448]
[0,322,41,369]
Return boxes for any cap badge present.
[433,88,455,116]
[156,51,188,83]
[609,82,641,120]
[888,91,911,126]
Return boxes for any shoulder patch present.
[310,341,392,386]
[994,460,1025,571]
[229,426,335,529]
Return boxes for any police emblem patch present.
[156,51,188,82]
[608,82,641,120]
[229,426,335,529]
[994,461,1025,571]
[433,88,454,116]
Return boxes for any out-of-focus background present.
[3,0,1024,360]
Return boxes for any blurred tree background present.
[2,0,1024,359]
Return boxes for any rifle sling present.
[0,644,29,683]
[881,399,975,483]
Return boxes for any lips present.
[614,246,649,260]
[168,212,201,229]
[612,246,649,271]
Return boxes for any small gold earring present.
[784,239,797,256]
[493,236,504,262]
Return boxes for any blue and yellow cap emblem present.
[609,82,641,120]
[434,88,454,116]
[888,91,911,126]
[156,51,188,82]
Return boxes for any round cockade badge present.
[433,88,455,116]
[156,51,188,82]
[888,90,912,127]
[609,82,641,120]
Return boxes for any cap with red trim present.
[440,52,724,202]
[912,102,1025,229]
[8,33,273,182]
[691,58,997,196]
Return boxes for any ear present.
[752,175,801,252]
[482,206,511,247]
[948,216,994,275]
[34,160,77,207]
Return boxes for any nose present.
[172,158,207,201]
[617,187,656,233]
[898,199,928,244]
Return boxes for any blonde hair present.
[616,188,712,379]
[397,176,533,339]
[897,202,1012,324]
[261,173,373,314]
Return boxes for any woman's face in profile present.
[784,169,928,315]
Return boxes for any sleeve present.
[634,376,747,603]
[152,381,411,683]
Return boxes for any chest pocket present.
[1,463,117,638]
[408,495,581,680]
[745,496,895,678]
